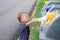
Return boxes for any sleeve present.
[19,23,26,33]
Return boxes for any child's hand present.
[26,18,37,26]
[31,18,37,23]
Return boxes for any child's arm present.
[26,18,37,26]
[35,15,48,21]
[26,15,47,26]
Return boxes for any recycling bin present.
[40,1,60,40]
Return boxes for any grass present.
[29,0,48,40]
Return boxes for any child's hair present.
[18,12,29,22]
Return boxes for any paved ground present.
[0,0,36,40]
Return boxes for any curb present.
[29,0,38,16]
[31,0,39,18]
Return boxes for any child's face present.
[20,13,30,22]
